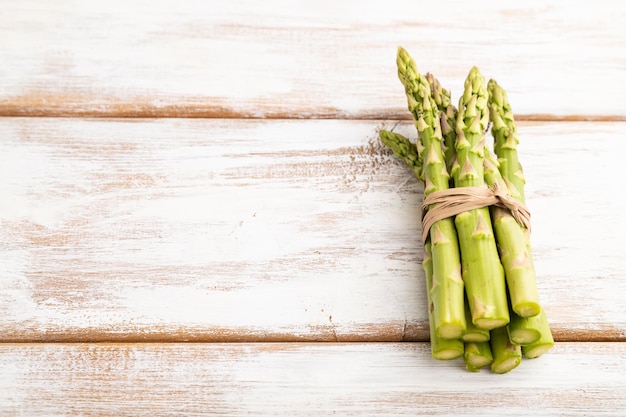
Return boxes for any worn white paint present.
[0,342,625,416]
[0,2,625,414]
[0,118,624,342]
[0,0,625,117]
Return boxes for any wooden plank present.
[1,0,624,119]
[0,342,625,416]
[0,118,624,342]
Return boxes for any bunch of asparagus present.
[380,47,553,373]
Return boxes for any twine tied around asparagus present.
[420,182,531,243]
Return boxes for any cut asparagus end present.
[464,341,493,371]
[461,331,490,343]
[514,302,541,318]
[467,357,493,370]
[468,277,510,330]
[433,346,465,361]
[521,309,555,358]
[437,323,465,340]
[491,356,521,374]
[508,328,541,345]
[523,342,554,359]
[462,298,490,342]
[467,354,493,369]
[490,326,522,374]
[474,317,509,330]
[508,308,543,345]
[470,293,510,330]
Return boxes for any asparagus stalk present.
[488,79,554,360]
[487,79,526,202]
[490,326,522,374]
[521,309,555,358]
[397,47,465,339]
[426,73,458,173]
[453,67,509,330]
[428,75,481,340]
[508,311,541,345]
[483,149,540,317]
[424,241,464,360]
[379,131,462,355]
[464,341,494,372]
[379,130,423,180]
[461,299,490,343]
[487,79,541,318]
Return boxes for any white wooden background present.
[1,1,626,415]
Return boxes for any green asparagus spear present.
[521,309,555,358]
[487,79,541,318]
[490,326,522,374]
[396,47,465,339]
[426,72,458,173]
[488,79,554,359]
[464,341,494,372]
[508,310,541,345]
[379,129,423,180]
[424,241,464,360]
[461,299,490,343]
[378,130,463,354]
[487,79,526,202]
[483,148,540,317]
[506,291,542,346]
[453,67,509,330]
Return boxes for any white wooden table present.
[1,1,625,415]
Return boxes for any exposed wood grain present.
[1,118,624,342]
[1,0,625,119]
[0,342,625,416]
[2,2,623,414]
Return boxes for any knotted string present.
[420,182,531,243]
